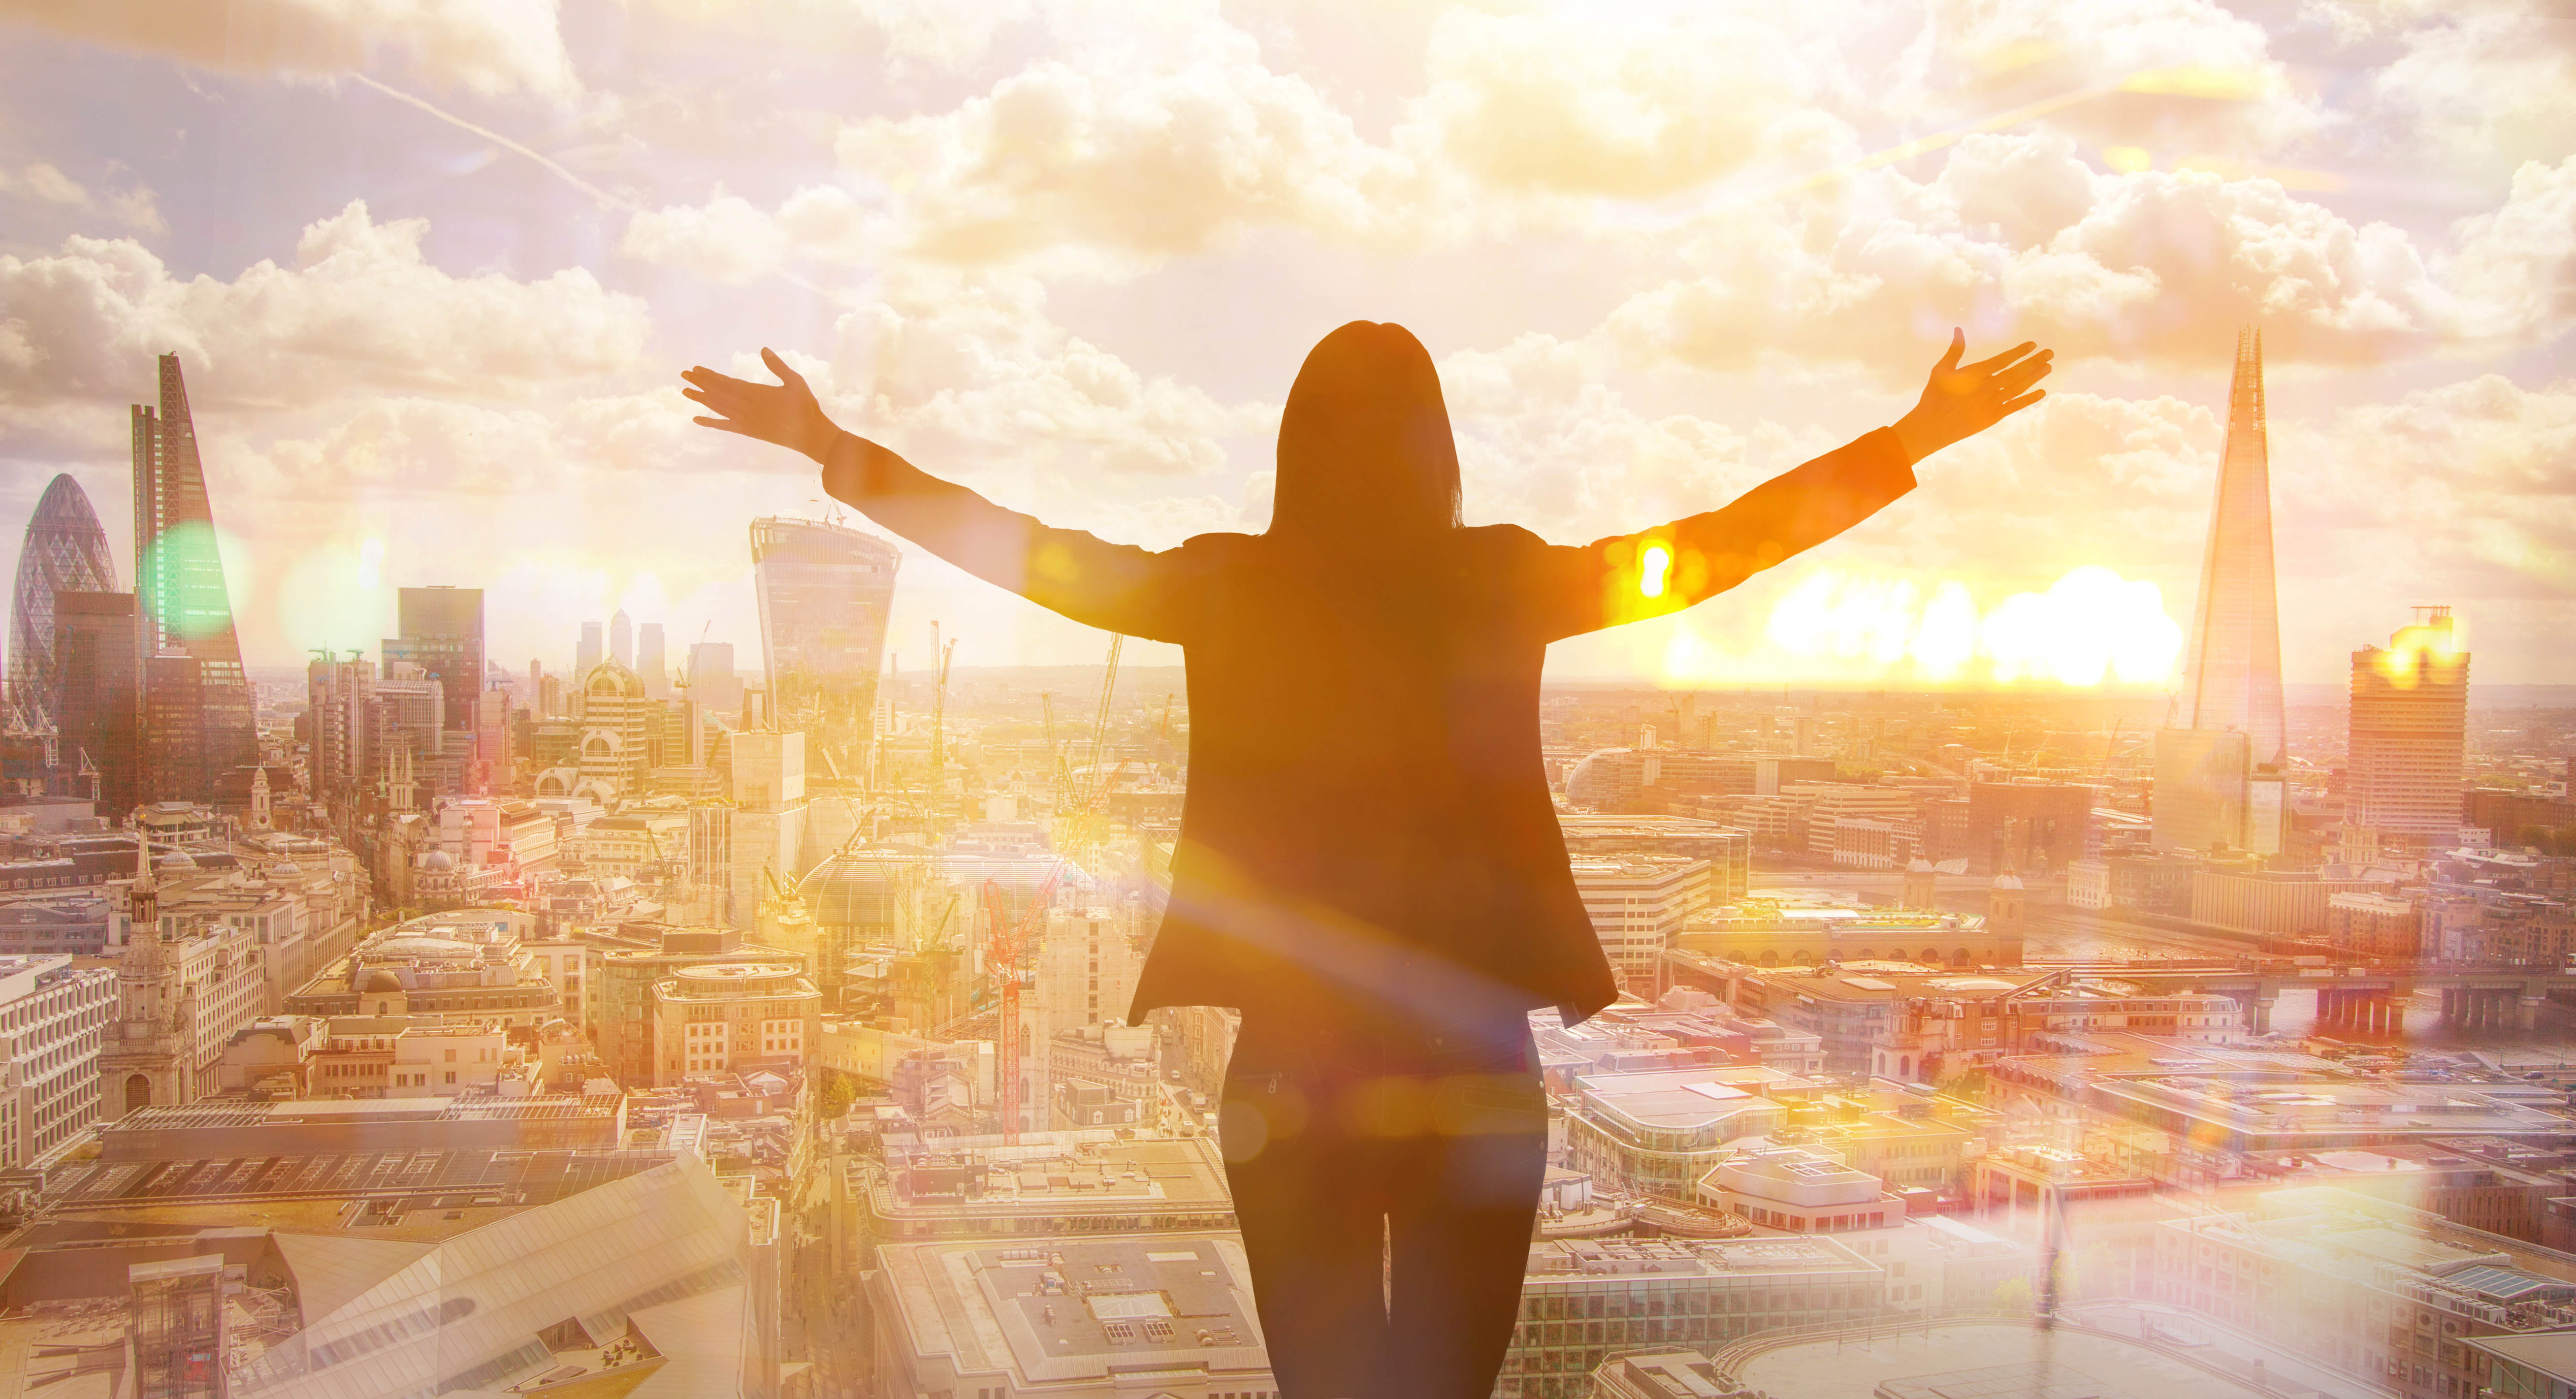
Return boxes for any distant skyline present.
[1,2,2569,686]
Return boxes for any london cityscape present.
[2,6,2574,1399]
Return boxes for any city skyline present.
[1,6,2569,687]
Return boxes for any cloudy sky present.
[1,0,2569,693]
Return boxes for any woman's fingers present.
[1964,341,2038,375]
[1993,355,2054,397]
[1997,389,2048,416]
[760,347,808,392]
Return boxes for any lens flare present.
[1640,544,1672,599]
[1761,566,2182,686]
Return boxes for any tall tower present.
[387,585,484,733]
[2154,328,2287,856]
[130,354,255,777]
[2347,607,2469,847]
[751,516,901,772]
[2179,328,2286,766]
[577,620,603,679]
[610,609,634,668]
[638,620,667,698]
[5,474,118,735]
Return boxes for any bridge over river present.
[2022,959,2576,1035]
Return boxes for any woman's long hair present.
[1266,321,1462,557]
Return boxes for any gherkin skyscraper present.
[5,474,118,734]
[132,354,256,781]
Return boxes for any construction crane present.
[926,623,958,794]
[930,863,1064,1144]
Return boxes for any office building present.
[4,473,118,736]
[650,960,820,1086]
[610,606,633,668]
[2348,606,2470,845]
[2155,327,2286,855]
[576,618,602,677]
[141,652,206,802]
[0,953,119,1168]
[1557,814,1753,904]
[1570,856,1708,986]
[387,585,484,733]
[130,353,255,778]
[687,639,744,714]
[1505,1235,1881,1396]
[870,1233,1273,1399]
[593,924,805,1086]
[51,591,143,811]
[638,618,667,696]
[751,515,900,760]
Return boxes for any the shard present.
[5,474,118,734]
[2177,327,2286,769]
[132,353,256,783]
[2153,328,2287,854]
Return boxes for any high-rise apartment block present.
[752,515,899,764]
[129,354,255,780]
[2155,328,2286,855]
[2347,607,2470,847]
[5,474,117,738]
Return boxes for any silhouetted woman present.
[684,323,2049,1398]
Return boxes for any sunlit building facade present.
[2349,607,2471,845]
[2156,327,2286,856]
[750,515,899,762]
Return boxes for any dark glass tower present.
[387,585,485,733]
[131,354,255,781]
[5,474,118,735]
[752,516,900,765]
[53,591,141,812]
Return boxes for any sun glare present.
[1761,565,2182,687]
[1639,544,1672,599]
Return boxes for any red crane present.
[985,861,1064,1145]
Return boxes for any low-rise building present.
[1562,1066,1787,1200]
[648,960,821,1087]
[1696,1143,1906,1234]
[869,1233,1273,1399]
[1504,1235,1882,1395]
[0,953,116,1167]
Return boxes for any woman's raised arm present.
[1516,331,2051,640]
[684,350,1187,642]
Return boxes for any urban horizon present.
[2,6,2572,1399]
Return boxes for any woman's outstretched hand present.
[1891,329,2053,465]
[681,349,841,462]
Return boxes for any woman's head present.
[1268,321,1461,550]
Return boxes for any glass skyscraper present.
[750,515,899,762]
[2154,328,2288,855]
[4,473,117,736]
[131,353,255,780]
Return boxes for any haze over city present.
[2,0,2570,687]
[2,6,2576,1399]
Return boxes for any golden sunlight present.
[1761,565,2182,687]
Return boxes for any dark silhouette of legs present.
[1222,1014,1546,1399]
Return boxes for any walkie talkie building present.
[750,515,900,761]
